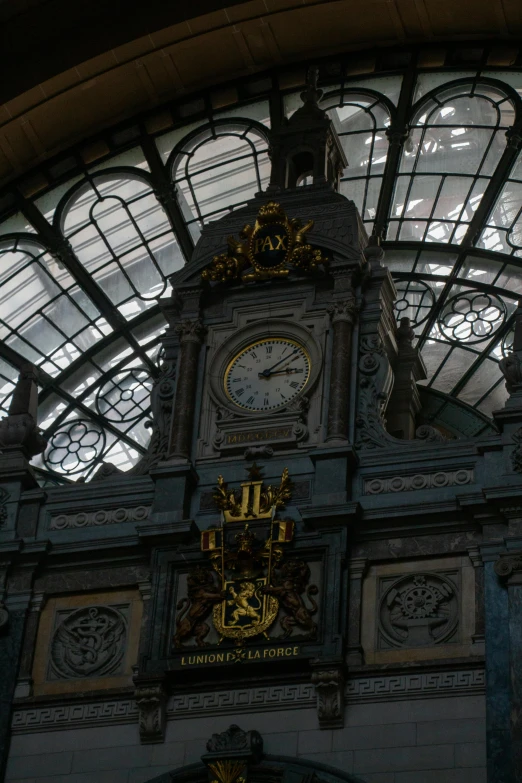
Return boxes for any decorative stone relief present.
[378,573,458,648]
[133,359,176,474]
[311,667,344,729]
[206,723,263,756]
[355,336,394,450]
[49,505,151,529]
[0,487,9,528]
[364,468,473,494]
[49,605,127,679]
[203,724,263,783]
[135,682,167,744]
[510,427,522,473]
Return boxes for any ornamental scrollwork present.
[133,359,176,474]
[495,551,522,580]
[0,487,9,529]
[201,202,328,285]
[50,605,127,679]
[378,573,458,649]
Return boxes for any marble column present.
[483,554,512,783]
[169,319,206,460]
[495,550,522,783]
[468,546,485,654]
[326,298,356,442]
[346,557,368,665]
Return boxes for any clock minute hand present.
[267,368,303,377]
[260,349,298,378]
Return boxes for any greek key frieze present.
[346,668,484,701]
[364,468,474,495]
[49,505,151,529]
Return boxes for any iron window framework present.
[0,46,521,481]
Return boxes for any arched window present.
[322,90,392,229]
[389,80,516,243]
[55,170,184,318]
[479,148,522,255]
[169,120,270,240]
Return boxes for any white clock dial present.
[225,338,311,411]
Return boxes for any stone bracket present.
[311,663,345,729]
[133,674,167,744]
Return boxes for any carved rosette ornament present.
[134,681,167,744]
[201,202,328,285]
[311,667,345,729]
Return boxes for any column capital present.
[494,550,522,584]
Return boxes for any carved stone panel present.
[378,572,458,649]
[49,605,127,680]
[361,556,476,664]
[32,590,143,696]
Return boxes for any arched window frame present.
[320,88,395,227]
[388,77,522,245]
[53,166,183,310]
[167,118,271,237]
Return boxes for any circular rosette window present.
[95,367,153,423]
[378,572,458,649]
[394,279,435,328]
[43,419,106,475]
[438,290,506,344]
[50,605,127,679]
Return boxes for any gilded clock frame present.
[207,318,323,419]
[223,337,312,412]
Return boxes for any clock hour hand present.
[260,349,298,378]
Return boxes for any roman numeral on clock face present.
[225,337,311,411]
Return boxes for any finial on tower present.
[266,66,347,192]
[0,363,47,458]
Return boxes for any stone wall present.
[6,694,486,783]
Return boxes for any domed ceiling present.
[1,49,522,482]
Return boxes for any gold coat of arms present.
[173,465,319,649]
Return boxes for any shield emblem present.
[213,576,278,642]
[250,223,291,270]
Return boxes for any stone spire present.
[0,364,47,458]
[267,66,347,192]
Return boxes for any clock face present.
[225,338,311,411]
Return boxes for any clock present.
[225,338,311,412]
